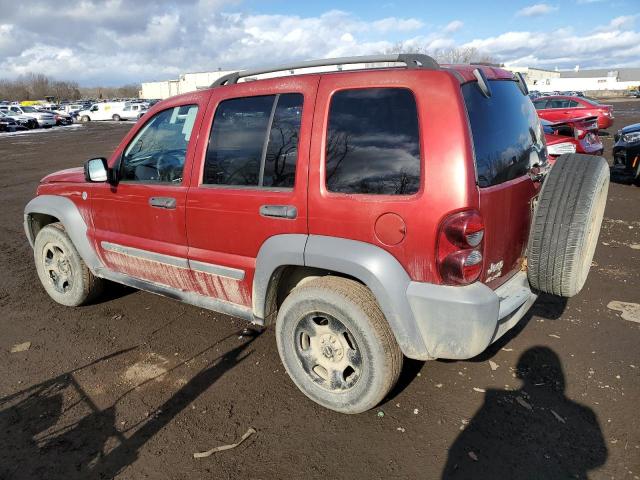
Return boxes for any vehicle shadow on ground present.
[441,346,608,479]
[386,294,568,401]
[87,282,137,305]
[0,327,262,480]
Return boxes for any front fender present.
[24,195,103,272]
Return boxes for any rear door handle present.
[259,204,297,219]
[149,197,176,209]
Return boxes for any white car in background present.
[77,102,126,122]
[119,103,148,121]
[0,105,56,128]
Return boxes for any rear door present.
[185,76,317,307]
[463,80,544,287]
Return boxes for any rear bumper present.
[406,271,537,359]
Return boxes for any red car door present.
[185,76,317,307]
[88,92,208,290]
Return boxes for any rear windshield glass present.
[463,80,544,187]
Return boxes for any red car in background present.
[542,116,603,162]
[533,95,614,129]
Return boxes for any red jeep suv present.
[24,55,609,413]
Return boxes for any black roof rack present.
[210,53,439,87]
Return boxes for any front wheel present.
[275,276,403,414]
[80,115,90,122]
[112,114,121,121]
[34,223,103,306]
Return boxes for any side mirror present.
[84,157,108,182]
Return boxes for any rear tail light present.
[437,210,484,285]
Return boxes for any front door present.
[89,93,208,290]
[185,77,317,307]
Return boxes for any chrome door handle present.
[149,197,176,209]
[259,204,297,219]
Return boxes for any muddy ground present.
[0,102,638,480]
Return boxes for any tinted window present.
[550,99,569,109]
[121,104,198,183]
[463,80,544,188]
[325,88,420,195]
[533,100,548,110]
[263,94,303,188]
[567,100,579,108]
[204,93,303,188]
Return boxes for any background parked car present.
[119,102,148,120]
[613,122,640,184]
[0,105,56,128]
[0,113,27,132]
[542,116,603,162]
[0,110,38,129]
[533,95,614,129]
[77,102,126,121]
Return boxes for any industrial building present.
[505,66,640,93]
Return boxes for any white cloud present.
[0,1,638,85]
[444,20,464,33]
[609,15,637,29]
[517,3,558,17]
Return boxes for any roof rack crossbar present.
[210,54,439,87]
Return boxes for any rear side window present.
[325,88,420,195]
[533,100,547,110]
[204,93,303,188]
[463,80,544,187]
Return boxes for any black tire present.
[34,223,104,306]
[528,153,609,297]
[275,276,403,414]
[112,114,121,121]
[81,115,90,122]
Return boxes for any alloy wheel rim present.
[293,312,362,391]
[42,242,73,294]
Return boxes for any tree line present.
[0,73,140,101]
[383,45,497,65]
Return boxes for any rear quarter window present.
[325,88,420,195]
[463,80,544,187]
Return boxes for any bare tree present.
[382,44,498,65]
[0,72,139,101]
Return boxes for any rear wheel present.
[112,114,121,121]
[527,153,609,297]
[275,276,402,414]
[81,115,90,122]
[34,223,103,306]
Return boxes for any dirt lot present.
[1,104,639,480]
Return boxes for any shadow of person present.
[442,347,607,480]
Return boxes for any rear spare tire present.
[527,153,609,297]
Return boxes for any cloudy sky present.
[0,0,639,86]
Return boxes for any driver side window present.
[121,104,199,183]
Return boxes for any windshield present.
[21,106,36,112]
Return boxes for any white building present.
[140,62,395,99]
[140,70,235,99]
[503,66,560,88]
